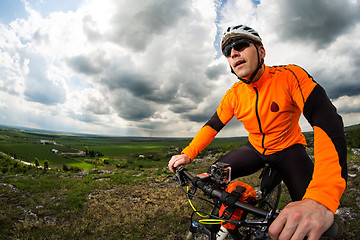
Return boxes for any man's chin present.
[234,71,251,79]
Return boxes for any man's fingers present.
[173,159,181,168]
[269,204,301,240]
[168,155,186,173]
[288,224,310,240]
[269,212,287,239]
[168,156,178,173]
[270,217,301,240]
[269,199,334,240]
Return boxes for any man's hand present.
[268,199,334,240]
[168,154,191,173]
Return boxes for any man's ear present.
[259,45,266,59]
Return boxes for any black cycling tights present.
[214,142,314,201]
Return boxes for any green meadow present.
[1,126,360,239]
[0,128,247,171]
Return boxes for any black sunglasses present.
[222,38,254,57]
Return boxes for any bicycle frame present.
[174,165,278,240]
[172,165,338,240]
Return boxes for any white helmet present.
[221,25,262,52]
[221,25,264,84]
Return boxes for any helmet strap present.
[238,58,264,84]
[233,44,264,84]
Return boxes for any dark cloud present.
[67,53,107,75]
[205,63,228,80]
[68,111,101,124]
[24,77,66,105]
[65,0,219,125]
[184,112,212,123]
[275,0,360,48]
[119,104,155,121]
[313,57,360,100]
[143,79,180,103]
[85,96,111,115]
[337,103,360,115]
[109,0,191,51]
[183,97,221,123]
[101,68,158,98]
[4,0,360,138]
[169,103,197,114]
[112,91,156,121]
[324,82,360,100]
[94,60,160,121]
[180,81,210,103]
[96,56,216,121]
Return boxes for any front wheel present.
[187,221,219,240]
[257,183,281,211]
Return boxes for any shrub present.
[347,128,360,148]
[44,160,49,169]
[116,160,128,169]
[63,164,69,171]
[69,166,82,173]
[34,158,39,167]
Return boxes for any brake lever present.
[177,167,188,186]
[170,166,188,186]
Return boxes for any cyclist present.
[168,25,347,240]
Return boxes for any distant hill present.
[344,124,360,148]
[1,123,359,138]
[345,123,360,131]
[0,124,88,136]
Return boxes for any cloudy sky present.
[0,0,359,137]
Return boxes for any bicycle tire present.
[186,230,207,240]
[257,182,281,211]
[239,184,281,240]
[186,225,220,240]
[187,231,233,240]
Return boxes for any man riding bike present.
[168,25,347,240]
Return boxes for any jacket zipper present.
[254,87,267,154]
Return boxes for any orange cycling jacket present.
[182,64,347,213]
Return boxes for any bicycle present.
[171,162,338,240]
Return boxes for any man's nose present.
[230,47,240,58]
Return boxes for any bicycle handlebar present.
[174,165,338,238]
[177,166,273,218]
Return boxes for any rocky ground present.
[0,149,359,239]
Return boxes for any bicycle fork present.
[216,226,244,240]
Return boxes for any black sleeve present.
[204,112,226,132]
[303,84,347,181]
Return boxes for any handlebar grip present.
[322,222,338,238]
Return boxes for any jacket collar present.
[248,64,270,89]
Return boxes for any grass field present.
[0,128,247,171]
[0,126,360,239]
[1,147,359,239]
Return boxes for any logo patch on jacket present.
[271,101,279,112]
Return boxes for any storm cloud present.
[0,0,359,137]
[269,0,360,49]
[108,0,191,51]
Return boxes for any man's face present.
[225,39,265,80]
